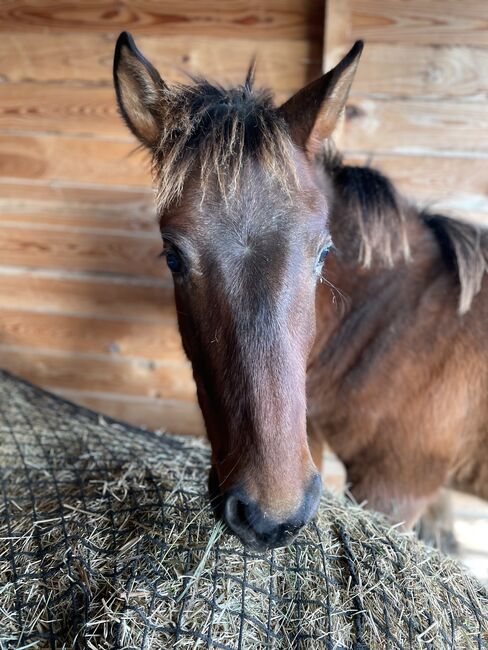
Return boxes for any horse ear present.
[113,31,165,148]
[279,41,363,156]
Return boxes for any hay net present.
[0,369,486,650]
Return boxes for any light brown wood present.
[324,0,351,69]
[0,209,158,234]
[0,346,196,401]
[3,0,488,442]
[352,44,488,101]
[0,308,186,364]
[0,271,174,321]
[349,0,488,46]
[0,134,150,187]
[0,180,152,207]
[0,181,156,232]
[0,1,323,41]
[324,0,488,225]
[0,222,165,277]
[55,389,205,436]
[0,84,126,138]
[0,32,321,98]
[343,99,488,154]
[0,0,323,437]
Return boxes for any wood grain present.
[0,267,175,323]
[0,84,125,138]
[344,99,488,154]
[352,44,488,101]
[0,222,165,278]
[0,271,174,321]
[0,1,323,41]
[350,0,488,46]
[56,389,205,436]
[0,308,185,363]
[0,346,196,401]
[0,181,156,232]
[0,183,157,236]
[0,0,324,437]
[324,0,351,69]
[0,209,158,234]
[0,134,150,187]
[0,32,321,96]
[0,179,152,203]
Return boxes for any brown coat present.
[308,152,488,526]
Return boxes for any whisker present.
[319,273,350,314]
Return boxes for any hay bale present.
[0,370,486,649]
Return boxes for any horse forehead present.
[205,211,294,267]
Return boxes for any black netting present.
[0,369,486,649]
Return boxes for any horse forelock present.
[151,78,298,212]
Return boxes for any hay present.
[0,370,486,649]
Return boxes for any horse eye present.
[318,245,331,264]
[165,250,183,274]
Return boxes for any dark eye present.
[165,250,183,274]
[318,245,331,264]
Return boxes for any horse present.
[113,33,488,551]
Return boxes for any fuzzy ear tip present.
[114,32,139,81]
[116,31,132,48]
[114,32,136,63]
[350,40,364,59]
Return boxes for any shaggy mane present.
[321,146,488,314]
[151,76,295,210]
[422,213,488,314]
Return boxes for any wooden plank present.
[0,185,157,233]
[0,178,153,216]
[0,308,185,364]
[0,32,321,95]
[324,0,351,69]
[0,210,158,235]
[56,389,205,436]
[0,181,156,232]
[0,1,323,41]
[0,134,150,187]
[0,221,164,277]
[0,84,126,138]
[0,180,152,208]
[349,0,488,46]
[0,271,174,321]
[352,44,488,101]
[0,346,196,401]
[344,154,488,214]
[344,99,488,154]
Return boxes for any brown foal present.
[114,33,488,550]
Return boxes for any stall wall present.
[0,1,323,433]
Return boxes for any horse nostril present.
[222,475,322,551]
[224,493,250,532]
[222,491,301,551]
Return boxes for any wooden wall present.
[326,0,488,225]
[1,1,487,437]
[0,1,324,434]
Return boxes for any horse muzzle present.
[209,468,322,551]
